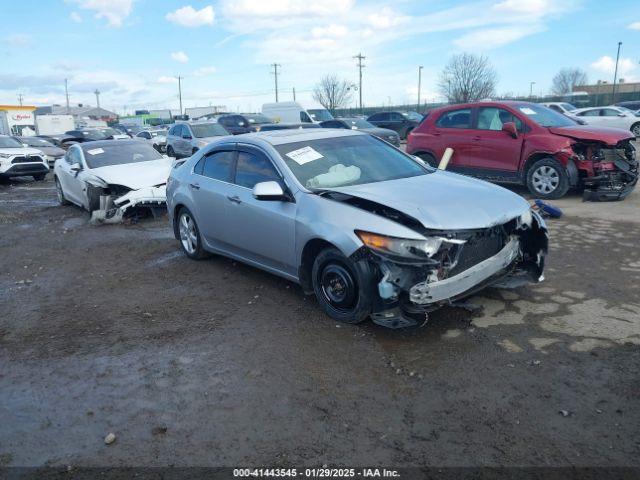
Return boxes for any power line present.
[271,63,281,102]
[353,53,365,113]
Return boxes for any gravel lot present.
[1,160,639,468]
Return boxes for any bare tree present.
[551,68,588,96]
[312,75,353,114]
[438,53,497,103]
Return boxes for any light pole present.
[354,53,365,114]
[176,76,183,116]
[271,63,281,102]
[417,66,423,112]
[612,41,622,103]
[529,81,536,99]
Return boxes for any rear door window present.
[198,150,235,182]
[578,109,600,117]
[436,109,472,129]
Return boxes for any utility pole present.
[612,41,622,103]
[17,93,24,106]
[529,81,536,99]
[94,89,101,108]
[65,78,70,113]
[271,63,281,102]
[354,53,365,113]
[417,66,423,112]
[177,76,183,116]
[293,87,296,101]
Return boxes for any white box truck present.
[35,114,75,135]
[261,102,317,124]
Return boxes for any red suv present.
[407,101,638,200]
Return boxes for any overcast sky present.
[1,0,639,114]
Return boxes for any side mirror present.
[70,163,82,173]
[618,113,626,117]
[253,181,287,201]
[22,143,29,147]
[502,121,518,138]
[183,134,192,139]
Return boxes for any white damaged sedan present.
[54,140,173,223]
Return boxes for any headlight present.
[356,230,443,260]
[0,153,13,159]
[197,140,208,147]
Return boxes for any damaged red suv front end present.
[550,126,638,201]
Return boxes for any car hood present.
[328,171,530,230]
[548,125,634,144]
[0,147,45,156]
[88,158,173,189]
[36,146,66,157]
[361,127,398,137]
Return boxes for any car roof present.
[244,128,363,146]
[77,139,142,149]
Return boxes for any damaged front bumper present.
[90,185,167,224]
[361,211,548,328]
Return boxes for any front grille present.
[11,155,44,164]
[448,227,507,277]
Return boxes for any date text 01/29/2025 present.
[233,468,401,478]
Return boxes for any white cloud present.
[157,76,179,84]
[70,11,83,22]
[166,5,215,27]
[192,66,217,77]
[493,0,552,15]
[591,55,638,80]
[170,51,189,63]
[368,7,407,29]
[454,25,544,50]
[67,0,134,27]
[224,0,354,18]
[311,24,348,38]
[628,22,640,30]
[5,34,32,47]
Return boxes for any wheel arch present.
[298,238,341,295]
[523,151,578,187]
[172,203,187,240]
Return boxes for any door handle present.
[189,183,200,190]
[472,136,481,141]
[227,195,242,204]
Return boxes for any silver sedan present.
[167,129,548,328]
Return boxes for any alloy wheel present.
[179,212,198,255]
[632,124,640,137]
[532,165,560,194]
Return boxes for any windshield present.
[403,111,423,122]
[342,118,375,129]
[81,142,163,168]
[275,134,427,189]
[245,113,272,124]
[308,109,334,122]
[19,137,54,147]
[0,136,23,148]
[517,104,577,127]
[617,107,639,116]
[190,123,228,138]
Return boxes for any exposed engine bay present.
[320,191,548,328]
[570,140,638,201]
[85,180,167,224]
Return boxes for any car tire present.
[54,177,70,205]
[177,207,209,260]
[526,158,569,199]
[631,122,640,138]
[33,173,46,181]
[167,145,177,158]
[417,152,438,168]
[311,247,375,324]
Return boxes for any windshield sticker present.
[86,148,105,155]
[285,146,324,165]
[519,107,536,115]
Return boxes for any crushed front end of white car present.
[87,179,167,224]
